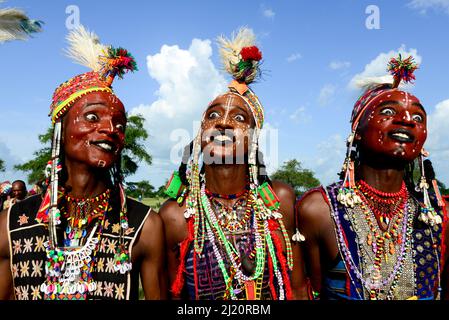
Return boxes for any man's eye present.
[235,114,245,122]
[380,108,395,116]
[85,113,99,121]
[209,111,220,119]
[116,123,125,131]
[412,114,424,123]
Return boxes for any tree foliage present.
[14,114,152,184]
[0,159,5,172]
[271,159,320,196]
[126,180,155,199]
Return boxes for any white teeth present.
[97,143,113,151]
[214,135,232,142]
[392,133,410,139]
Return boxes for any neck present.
[64,160,111,198]
[359,163,405,193]
[205,164,248,195]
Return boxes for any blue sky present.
[1,0,449,190]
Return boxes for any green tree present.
[15,114,152,184]
[271,159,320,196]
[155,183,168,198]
[126,180,155,199]
[0,159,5,172]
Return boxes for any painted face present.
[356,90,427,163]
[201,93,256,164]
[63,91,126,169]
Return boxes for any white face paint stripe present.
[223,94,234,123]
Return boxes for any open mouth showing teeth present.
[211,133,235,145]
[91,141,116,153]
[388,130,414,143]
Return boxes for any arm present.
[296,190,335,297]
[272,181,308,300]
[134,210,166,299]
[159,200,188,299]
[0,209,13,299]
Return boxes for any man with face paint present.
[160,28,308,300]
[0,26,164,300]
[297,55,448,300]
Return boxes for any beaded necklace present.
[62,189,110,247]
[207,193,252,233]
[327,185,414,300]
[205,183,250,199]
[358,180,407,225]
[41,200,108,300]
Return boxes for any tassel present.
[270,229,293,300]
[387,54,418,88]
[171,219,194,297]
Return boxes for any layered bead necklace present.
[40,189,110,300]
[358,180,408,226]
[181,170,294,300]
[329,181,415,300]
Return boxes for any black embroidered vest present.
[8,194,150,300]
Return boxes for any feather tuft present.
[99,46,138,85]
[64,25,107,72]
[387,54,418,88]
[217,27,262,84]
[0,8,43,43]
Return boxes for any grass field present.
[132,197,167,211]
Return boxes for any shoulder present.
[271,180,296,205]
[296,185,333,236]
[159,199,188,246]
[159,198,186,224]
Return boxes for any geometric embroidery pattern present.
[34,236,46,252]
[19,261,29,278]
[31,260,43,278]
[103,282,114,298]
[23,238,33,253]
[115,283,125,300]
[13,239,22,255]
[105,257,115,273]
[31,285,41,300]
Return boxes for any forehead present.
[207,93,249,112]
[366,90,425,114]
[68,91,125,116]
[12,182,25,189]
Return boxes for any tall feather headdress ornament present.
[0,2,43,43]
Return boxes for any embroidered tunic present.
[317,182,443,300]
[8,194,151,300]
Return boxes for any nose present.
[393,109,415,128]
[98,118,118,135]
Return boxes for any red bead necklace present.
[357,180,408,223]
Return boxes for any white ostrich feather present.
[64,25,108,72]
[0,8,41,43]
[217,27,259,83]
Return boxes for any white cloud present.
[286,53,302,63]
[408,0,449,14]
[318,84,337,106]
[349,45,422,90]
[262,8,275,19]
[289,107,310,124]
[426,99,449,185]
[329,60,351,70]
[130,38,227,186]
